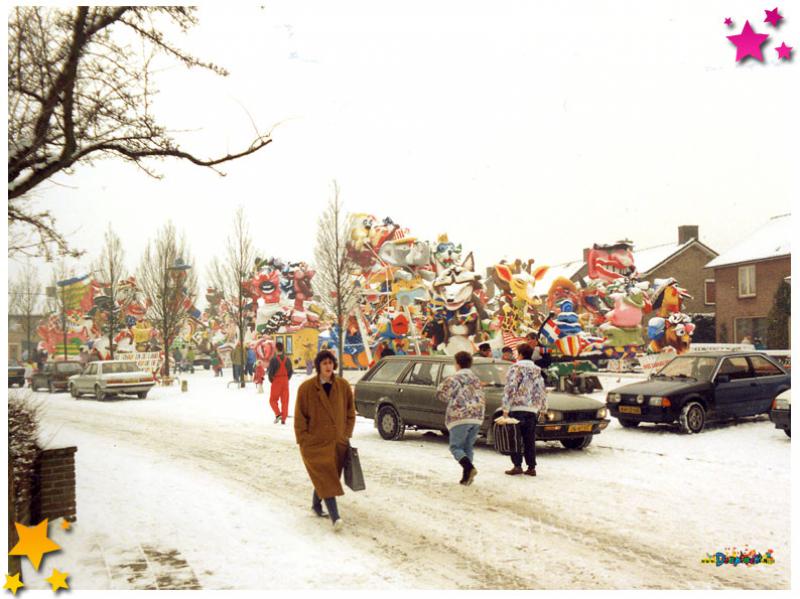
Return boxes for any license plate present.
[568,423,593,433]
[619,406,641,415]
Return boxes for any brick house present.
[538,225,718,316]
[705,214,791,347]
[7,313,45,362]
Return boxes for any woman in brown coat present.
[294,349,355,531]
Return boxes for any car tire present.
[70,385,79,398]
[679,401,705,434]
[618,418,639,428]
[137,391,148,399]
[561,435,593,450]
[785,428,791,438]
[94,384,106,401]
[376,405,405,441]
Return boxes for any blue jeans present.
[448,423,480,463]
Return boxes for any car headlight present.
[546,410,563,422]
[648,396,672,407]
[607,393,621,404]
[596,408,608,419]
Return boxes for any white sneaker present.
[333,518,344,532]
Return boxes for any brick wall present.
[713,256,791,347]
[647,244,717,315]
[32,447,77,523]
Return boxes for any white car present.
[68,360,156,400]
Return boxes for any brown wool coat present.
[294,375,356,499]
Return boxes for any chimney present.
[582,247,591,263]
[678,225,698,245]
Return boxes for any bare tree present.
[313,181,360,376]
[137,222,197,380]
[207,207,256,388]
[8,261,43,361]
[93,225,127,360]
[8,7,274,260]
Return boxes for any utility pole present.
[61,285,67,360]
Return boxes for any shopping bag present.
[494,422,523,455]
[344,444,366,491]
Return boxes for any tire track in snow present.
[40,401,786,589]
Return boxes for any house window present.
[734,317,768,346]
[704,279,716,305]
[738,265,756,297]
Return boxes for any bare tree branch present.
[137,221,197,379]
[8,6,275,259]
[313,181,360,376]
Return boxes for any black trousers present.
[509,411,538,468]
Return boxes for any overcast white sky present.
[6,0,797,299]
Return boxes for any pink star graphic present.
[724,18,733,27]
[727,21,770,62]
[764,8,783,27]
[775,42,793,60]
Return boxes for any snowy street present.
[20,370,790,590]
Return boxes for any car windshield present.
[55,363,83,374]
[472,363,510,386]
[656,356,717,380]
[103,362,139,374]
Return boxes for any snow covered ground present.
[13,368,791,590]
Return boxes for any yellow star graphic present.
[3,573,24,595]
[45,569,69,592]
[8,519,61,571]
[60,520,71,531]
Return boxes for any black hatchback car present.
[355,355,609,450]
[606,352,790,434]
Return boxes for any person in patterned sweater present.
[435,351,486,485]
[502,342,547,476]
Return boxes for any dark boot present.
[459,457,477,485]
[312,490,327,517]
[323,497,340,526]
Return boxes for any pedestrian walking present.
[245,345,257,381]
[254,359,266,393]
[232,342,244,384]
[268,341,294,424]
[501,342,547,476]
[211,351,222,377]
[435,351,486,485]
[294,349,355,531]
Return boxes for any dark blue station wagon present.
[606,352,790,434]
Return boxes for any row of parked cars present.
[352,350,791,449]
[9,359,156,400]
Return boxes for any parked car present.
[31,361,84,393]
[8,364,26,388]
[68,360,156,400]
[193,353,212,370]
[354,356,609,450]
[606,351,790,434]
[770,389,791,437]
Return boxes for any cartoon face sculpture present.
[247,270,281,304]
[434,235,462,268]
[587,242,636,281]
[431,254,480,311]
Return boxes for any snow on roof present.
[633,240,694,274]
[536,259,584,295]
[705,214,791,269]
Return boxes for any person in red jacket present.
[268,341,293,423]
[254,359,266,393]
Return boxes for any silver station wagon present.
[354,356,610,450]
[68,360,156,400]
